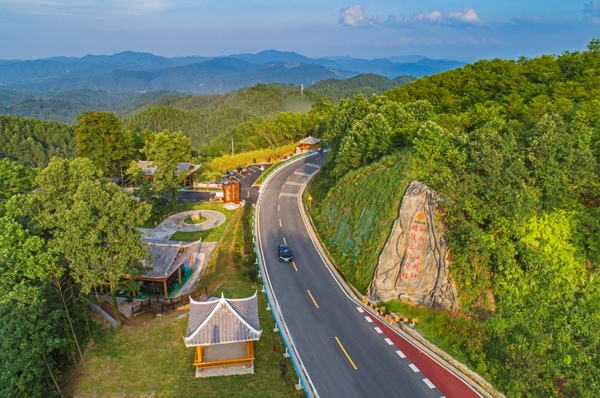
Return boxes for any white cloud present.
[412,11,444,24]
[384,7,482,27]
[339,4,373,27]
[447,8,481,24]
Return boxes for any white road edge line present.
[255,155,321,397]
[290,153,482,398]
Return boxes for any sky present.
[0,1,599,62]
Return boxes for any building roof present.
[141,240,201,279]
[184,292,261,347]
[137,161,201,177]
[299,135,321,145]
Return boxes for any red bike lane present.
[366,312,482,398]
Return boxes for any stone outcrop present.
[370,181,458,311]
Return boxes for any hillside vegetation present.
[307,40,600,396]
[310,73,415,103]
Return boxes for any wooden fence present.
[131,295,190,316]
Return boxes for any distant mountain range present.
[0,50,464,94]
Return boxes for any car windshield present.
[281,247,291,254]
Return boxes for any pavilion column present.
[246,341,254,359]
[178,266,182,284]
[163,280,168,298]
[190,253,195,270]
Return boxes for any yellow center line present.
[307,290,319,309]
[335,336,358,370]
[283,238,287,244]
[292,261,298,272]
[279,219,282,227]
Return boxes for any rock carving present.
[370,181,458,311]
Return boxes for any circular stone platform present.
[160,210,226,232]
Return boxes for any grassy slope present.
[65,206,303,397]
[306,151,417,292]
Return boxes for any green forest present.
[307,40,600,396]
[2,40,600,396]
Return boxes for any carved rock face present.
[370,181,458,311]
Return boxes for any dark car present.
[237,166,248,174]
[277,244,293,262]
[226,170,239,179]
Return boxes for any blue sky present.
[0,1,598,62]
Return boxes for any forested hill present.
[0,116,74,168]
[310,73,416,103]
[307,39,600,396]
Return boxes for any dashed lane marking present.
[396,350,406,358]
[409,363,420,373]
[335,337,358,370]
[356,307,364,313]
[307,290,319,309]
[305,163,321,168]
[285,181,304,186]
[365,316,373,323]
[385,338,394,345]
[279,193,298,198]
[374,327,383,334]
[293,171,312,177]
[423,378,436,389]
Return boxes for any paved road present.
[256,153,480,397]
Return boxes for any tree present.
[27,157,151,326]
[55,181,151,325]
[0,208,67,397]
[75,111,132,179]
[141,130,192,200]
[0,158,37,210]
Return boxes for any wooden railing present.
[131,295,190,316]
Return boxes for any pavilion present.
[184,292,262,376]
[298,135,321,151]
[134,239,201,298]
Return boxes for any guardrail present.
[252,205,312,396]
[255,149,321,188]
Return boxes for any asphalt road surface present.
[256,152,481,398]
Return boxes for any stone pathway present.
[140,210,226,241]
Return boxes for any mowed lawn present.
[65,206,304,397]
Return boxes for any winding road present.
[255,152,482,398]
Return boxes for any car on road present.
[276,244,293,262]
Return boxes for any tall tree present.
[141,130,192,200]
[0,209,67,397]
[27,157,151,326]
[75,111,132,179]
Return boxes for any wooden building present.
[298,135,321,151]
[134,240,201,298]
[137,161,201,188]
[184,292,262,375]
